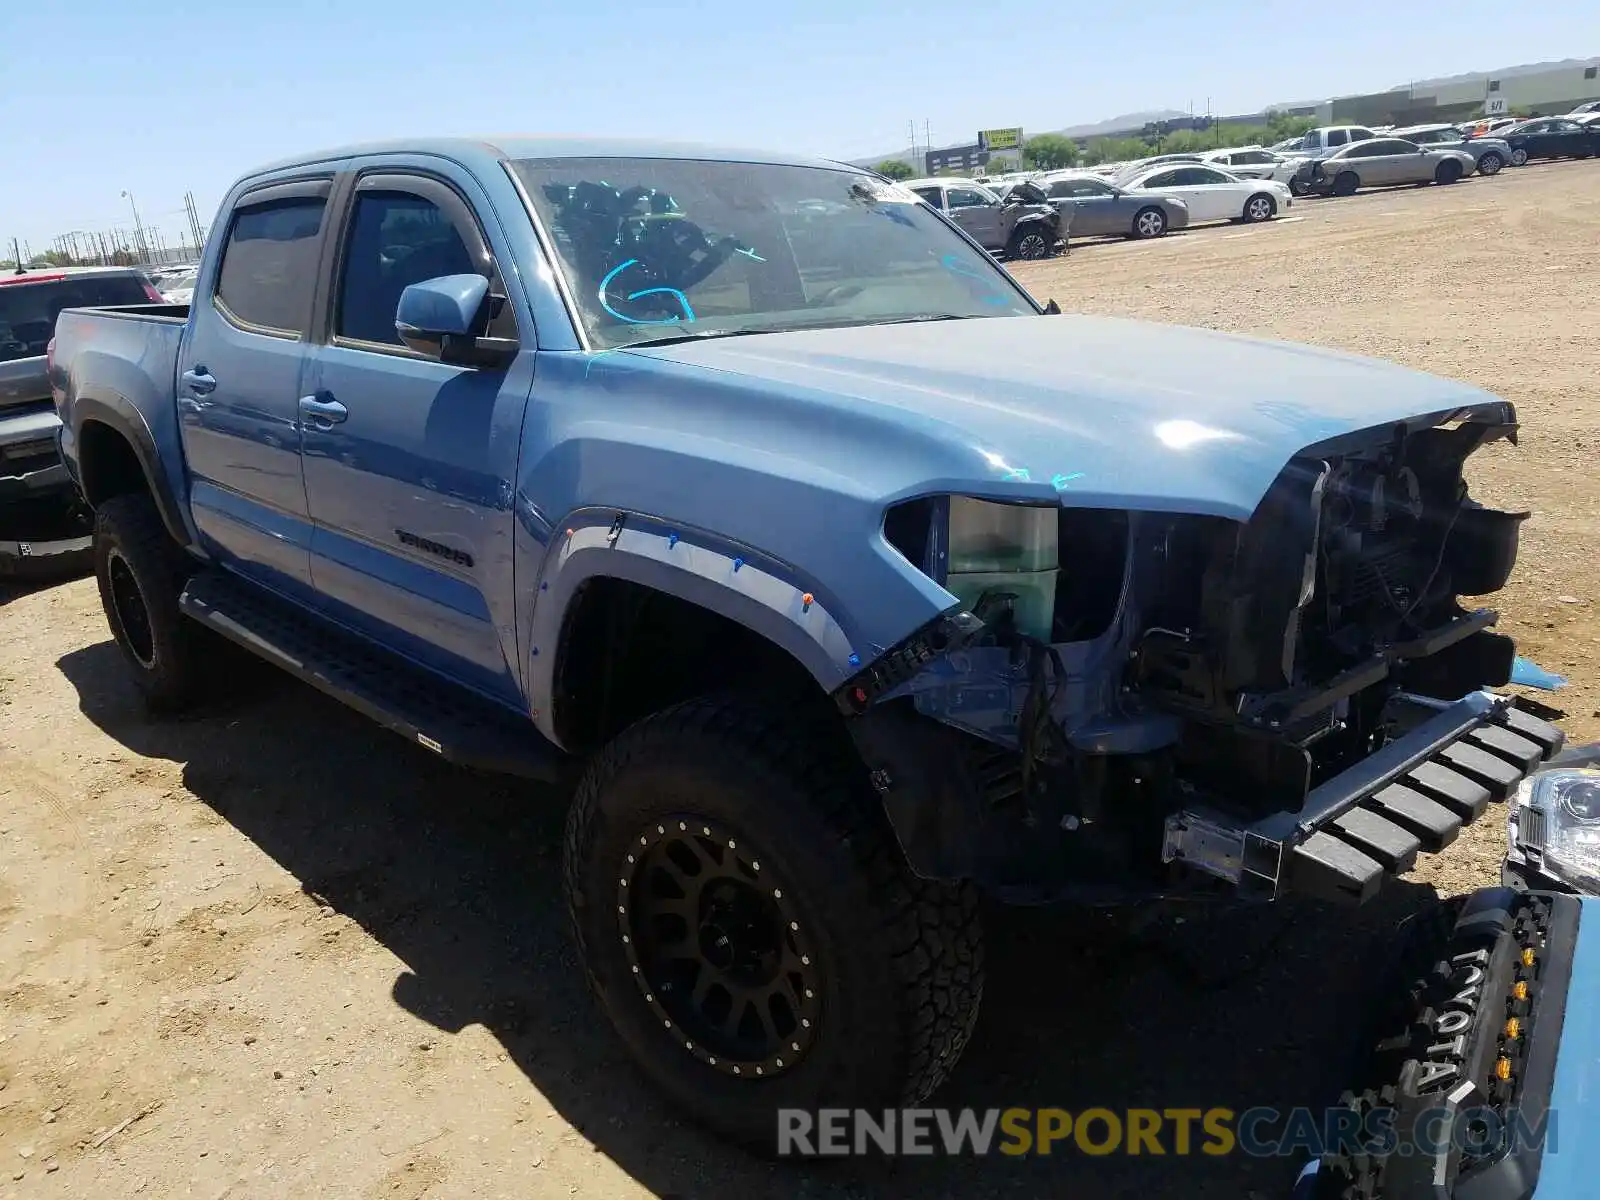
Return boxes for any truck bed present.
[52,304,193,530]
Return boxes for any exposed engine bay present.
[841,408,1559,905]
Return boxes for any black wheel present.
[565,694,984,1150]
[1243,192,1277,222]
[1477,151,1504,175]
[1130,206,1167,239]
[1007,223,1054,260]
[1434,159,1463,185]
[1332,171,1360,196]
[93,493,210,710]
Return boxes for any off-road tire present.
[564,693,985,1151]
[93,493,210,711]
[1131,206,1168,239]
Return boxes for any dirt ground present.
[2,161,1596,1200]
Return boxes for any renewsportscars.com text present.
[776,1105,1556,1157]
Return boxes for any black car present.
[1498,117,1600,165]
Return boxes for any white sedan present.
[1118,163,1293,225]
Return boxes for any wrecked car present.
[50,137,1566,1147]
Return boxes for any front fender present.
[522,509,869,749]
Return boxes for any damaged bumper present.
[1165,691,1565,904]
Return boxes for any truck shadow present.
[57,638,1444,1200]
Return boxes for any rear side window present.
[214,197,327,335]
[911,186,943,208]
[0,274,155,363]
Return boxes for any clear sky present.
[6,0,1597,253]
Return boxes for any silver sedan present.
[1296,138,1478,196]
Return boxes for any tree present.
[874,159,915,180]
[986,156,1016,173]
[34,250,75,268]
[1021,133,1079,170]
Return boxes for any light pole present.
[120,190,148,263]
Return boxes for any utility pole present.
[120,190,149,263]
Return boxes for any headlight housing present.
[1509,764,1600,891]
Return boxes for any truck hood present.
[627,314,1509,521]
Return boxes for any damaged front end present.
[836,406,1567,905]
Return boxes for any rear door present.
[298,164,533,703]
[180,177,333,593]
[1545,119,1589,155]
[945,186,1004,249]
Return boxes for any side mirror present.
[395,274,516,368]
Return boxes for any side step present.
[179,569,568,783]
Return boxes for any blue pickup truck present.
[49,136,1570,1145]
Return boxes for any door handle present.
[181,368,217,396]
[298,393,348,426]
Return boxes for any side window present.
[945,188,991,209]
[1141,171,1178,188]
[1179,168,1226,185]
[214,197,327,335]
[911,186,944,209]
[1327,130,1349,147]
[1303,132,1322,150]
[334,189,484,348]
[1350,128,1375,142]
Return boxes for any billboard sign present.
[979,127,1024,152]
[925,143,988,175]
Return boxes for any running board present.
[1163,692,1565,905]
[179,569,568,783]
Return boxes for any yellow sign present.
[980,127,1023,152]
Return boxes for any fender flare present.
[71,393,196,549]
[523,511,863,747]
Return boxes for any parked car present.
[1201,145,1306,183]
[1293,137,1478,196]
[1297,125,1379,158]
[1466,116,1521,139]
[1270,136,1308,153]
[49,134,1569,1150]
[1391,123,1514,175]
[1,265,165,576]
[1034,171,1191,239]
[1496,117,1600,164]
[1567,98,1600,115]
[159,267,200,305]
[1572,112,1600,128]
[1118,163,1293,224]
[904,177,1062,259]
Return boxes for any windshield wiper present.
[622,327,777,349]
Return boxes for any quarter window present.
[214,197,327,334]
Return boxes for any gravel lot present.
[2,160,1596,1200]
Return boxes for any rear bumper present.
[0,407,70,502]
[1163,691,1566,903]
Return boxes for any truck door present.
[179,177,328,592]
[299,168,530,705]
[945,187,1004,250]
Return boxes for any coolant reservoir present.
[943,497,1059,640]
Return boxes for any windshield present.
[0,273,154,363]
[510,157,1035,350]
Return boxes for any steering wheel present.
[814,283,866,306]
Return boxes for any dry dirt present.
[1,160,1596,1200]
